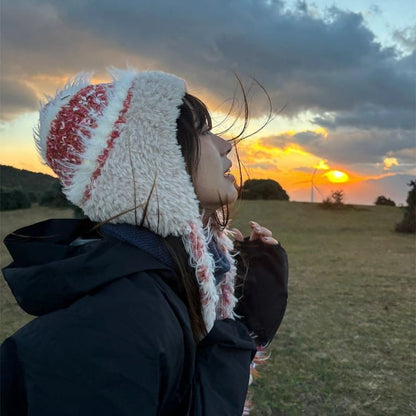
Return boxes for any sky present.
[1,0,415,205]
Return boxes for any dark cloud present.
[314,106,415,130]
[255,134,289,149]
[386,147,416,165]
[1,0,415,133]
[0,1,137,76]
[0,78,38,120]
[260,127,415,167]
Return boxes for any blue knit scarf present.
[101,224,230,284]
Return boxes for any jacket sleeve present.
[234,239,289,347]
[191,319,256,416]
[1,337,27,416]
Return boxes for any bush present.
[40,183,74,208]
[395,181,415,233]
[72,205,87,219]
[0,187,31,210]
[375,195,396,206]
[320,190,345,209]
[39,182,87,218]
[241,179,289,200]
[28,192,39,203]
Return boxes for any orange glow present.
[314,160,330,170]
[325,170,349,183]
[312,127,329,138]
[2,107,396,205]
[0,147,55,176]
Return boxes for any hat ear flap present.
[214,228,238,319]
[182,220,219,333]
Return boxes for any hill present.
[0,165,58,194]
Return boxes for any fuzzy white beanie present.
[35,68,237,333]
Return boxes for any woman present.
[1,69,288,415]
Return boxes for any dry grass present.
[0,205,73,339]
[232,201,415,416]
[1,202,415,415]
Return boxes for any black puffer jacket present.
[1,219,288,415]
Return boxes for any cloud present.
[314,105,415,130]
[1,0,414,196]
[1,0,414,130]
[385,147,416,164]
[383,157,399,170]
[259,126,414,169]
[393,26,416,53]
[246,161,281,171]
[368,4,382,16]
[0,77,38,120]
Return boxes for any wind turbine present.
[310,161,328,203]
[310,167,317,203]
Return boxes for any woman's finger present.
[229,228,244,242]
[249,221,273,241]
[261,235,279,245]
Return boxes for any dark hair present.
[176,94,236,228]
[169,85,268,341]
[176,93,211,179]
[164,93,214,342]
[166,91,249,342]
[96,83,271,342]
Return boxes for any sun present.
[325,170,349,183]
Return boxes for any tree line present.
[0,183,75,211]
[1,179,290,211]
[319,182,415,233]
[2,176,414,234]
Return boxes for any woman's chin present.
[221,180,238,202]
[229,188,239,204]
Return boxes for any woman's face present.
[193,129,238,212]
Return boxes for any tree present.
[0,165,57,195]
[39,183,86,218]
[375,195,396,206]
[321,190,345,209]
[0,187,31,210]
[241,179,289,200]
[395,180,416,233]
[40,183,74,208]
[28,191,38,203]
[331,190,344,205]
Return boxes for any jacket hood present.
[2,218,171,316]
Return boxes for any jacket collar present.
[3,218,171,316]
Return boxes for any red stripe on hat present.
[82,84,134,201]
[46,84,110,186]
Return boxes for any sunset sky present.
[1,0,415,205]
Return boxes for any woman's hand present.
[230,221,279,245]
[231,221,288,347]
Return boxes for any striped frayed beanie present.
[35,68,237,333]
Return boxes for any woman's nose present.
[216,135,232,156]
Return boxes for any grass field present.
[1,202,415,415]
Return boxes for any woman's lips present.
[224,171,235,182]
